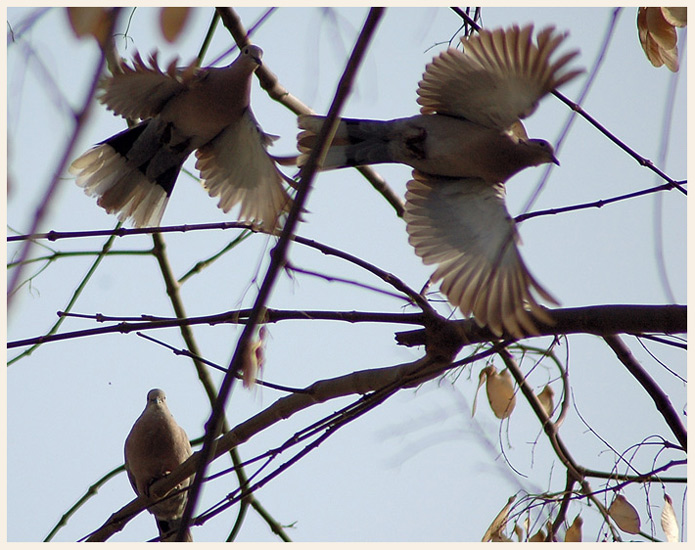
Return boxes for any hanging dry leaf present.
[661,493,679,542]
[536,384,555,418]
[637,7,687,71]
[486,367,516,419]
[608,494,641,534]
[662,7,687,27]
[528,528,546,542]
[242,326,267,389]
[471,366,488,417]
[66,7,111,45]
[481,495,516,542]
[160,7,191,43]
[564,515,583,542]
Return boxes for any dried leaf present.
[528,528,546,542]
[66,7,111,45]
[646,7,677,49]
[564,515,583,542]
[609,494,641,534]
[536,384,555,418]
[486,367,516,419]
[471,366,488,417]
[637,7,683,71]
[160,7,191,43]
[661,7,687,27]
[661,493,679,542]
[242,326,267,389]
[660,44,680,71]
[481,495,516,542]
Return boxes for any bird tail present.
[297,114,394,169]
[70,120,187,227]
[157,517,193,542]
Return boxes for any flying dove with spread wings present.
[70,45,292,229]
[298,25,582,337]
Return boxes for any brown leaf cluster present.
[637,7,687,71]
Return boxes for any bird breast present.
[159,67,253,146]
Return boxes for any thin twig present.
[552,90,686,195]
[44,464,125,542]
[85,346,499,541]
[215,5,404,216]
[603,334,686,450]
[449,7,685,195]
[136,332,309,394]
[516,180,686,224]
[175,8,386,542]
[7,224,123,366]
[7,8,121,306]
[8,221,436,317]
[499,348,619,540]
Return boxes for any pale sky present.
[6,5,687,543]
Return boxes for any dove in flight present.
[70,45,292,229]
[124,389,193,542]
[297,25,582,337]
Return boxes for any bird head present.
[242,44,263,67]
[147,388,167,406]
[524,138,560,167]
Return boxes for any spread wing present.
[195,109,293,230]
[98,51,200,121]
[404,171,557,337]
[417,25,582,130]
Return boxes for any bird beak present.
[552,155,560,166]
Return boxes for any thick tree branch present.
[9,305,684,352]
[395,304,686,347]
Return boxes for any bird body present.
[298,25,582,337]
[70,45,292,229]
[156,64,254,143]
[299,114,556,182]
[125,389,193,542]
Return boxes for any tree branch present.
[215,5,405,216]
[7,9,121,306]
[176,7,386,541]
[85,348,473,541]
[603,334,687,450]
[395,304,687,347]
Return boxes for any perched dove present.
[298,25,582,337]
[124,389,193,542]
[70,45,292,229]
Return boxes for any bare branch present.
[603,334,686,450]
[396,305,687,347]
[177,8,386,541]
[7,9,121,305]
[85,351,465,541]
